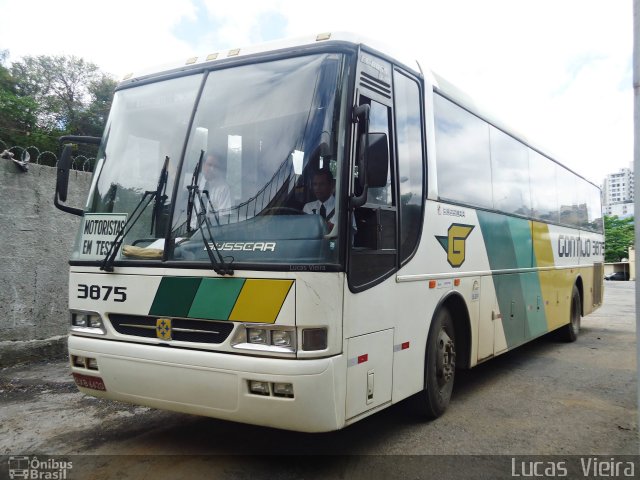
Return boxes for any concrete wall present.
[0,159,91,349]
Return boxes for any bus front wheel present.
[419,307,456,419]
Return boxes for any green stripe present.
[478,212,548,347]
[521,272,548,339]
[477,211,531,270]
[149,277,202,317]
[188,278,245,320]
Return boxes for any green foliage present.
[604,215,635,262]
[0,51,115,161]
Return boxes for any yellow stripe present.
[531,222,554,267]
[532,221,572,330]
[229,279,293,323]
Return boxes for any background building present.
[602,165,634,218]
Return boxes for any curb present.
[0,336,68,367]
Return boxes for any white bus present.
[55,32,604,432]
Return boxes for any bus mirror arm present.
[58,135,101,145]
[54,144,83,216]
[350,104,370,209]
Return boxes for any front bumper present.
[68,335,346,432]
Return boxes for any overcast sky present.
[0,0,631,185]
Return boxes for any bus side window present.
[349,94,397,290]
[393,70,424,264]
[353,97,395,250]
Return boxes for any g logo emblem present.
[436,224,475,268]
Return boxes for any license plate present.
[73,372,106,391]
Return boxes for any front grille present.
[109,314,234,344]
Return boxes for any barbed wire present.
[0,139,96,172]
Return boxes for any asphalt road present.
[0,281,636,479]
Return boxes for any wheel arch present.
[431,291,472,370]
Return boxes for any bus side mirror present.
[54,144,83,216]
[366,133,389,188]
[350,104,370,209]
[56,144,72,202]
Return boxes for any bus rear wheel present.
[559,285,581,342]
[419,307,456,419]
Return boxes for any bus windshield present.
[74,53,349,267]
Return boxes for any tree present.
[604,215,634,262]
[76,74,118,136]
[10,55,102,132]
[0,50,39,147]
[0,53,116,163]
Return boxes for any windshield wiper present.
[150,155,170,235]
[100,158,170,272]
[186,150,233,275]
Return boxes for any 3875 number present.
[77,284,127,302]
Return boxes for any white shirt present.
[191,178,231,229]
[200,177,232,212]
[303,195,336,218]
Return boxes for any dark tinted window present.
[557,165,579,227]
[587,184,604,233]
[490,126,530,216]
[394,71,424,263]
[367,100,393,206]
[529,151,558,223]
[434,94,492,208]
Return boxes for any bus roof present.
[118,31,597,189]
[119,31,423,85]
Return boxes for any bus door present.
[343,55,427,419]
[343,52,396,419]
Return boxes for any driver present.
[303,167,336,229]
[201,151,232,213]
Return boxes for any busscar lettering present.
[205,242,276,252]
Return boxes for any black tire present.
[417,307,456,419]
[559,285,581,342]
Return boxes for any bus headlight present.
[271,330,293,347]
[232,325,296,354]
[70,311,106,335]
[247,328,268,345]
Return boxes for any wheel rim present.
[436,328,456,388]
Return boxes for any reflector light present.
[428,280,436,289]
[272,383,294,398]
[302,328,327,351]
[401,342,410,350]
[249,380,270,396]
[358,354,368,364]
[72,355,85,368]
[454,278,461,286]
